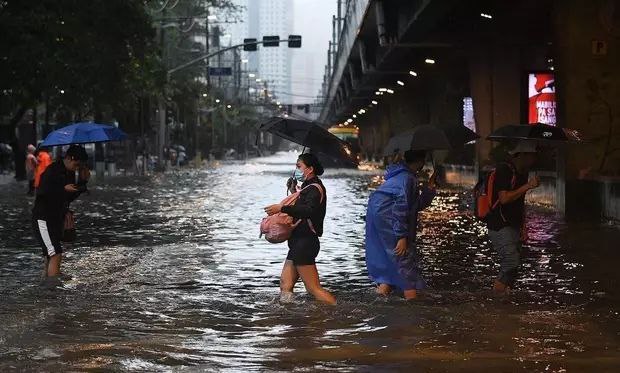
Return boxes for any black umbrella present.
[382,125,451,156]
[258,116,358,164]
[435,123,480,148]
[487,123,582,142]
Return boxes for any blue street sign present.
[209,67,233,76]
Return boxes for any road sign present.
[592,40,608,56]
[209,67,232,76]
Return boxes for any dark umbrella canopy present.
[487,123,581,142]
[435,123,479,148]
[258,116,357,164]
[41,122,127,146]
[382,125,451,156]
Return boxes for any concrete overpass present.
[317,0,620,220]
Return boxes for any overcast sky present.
[289,0,337,103]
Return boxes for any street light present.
[409,70,418,76]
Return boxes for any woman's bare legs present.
[279,260,299,301]
[296,264,336,305]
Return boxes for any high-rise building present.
[255,0,294,102]
[222,0,293,102]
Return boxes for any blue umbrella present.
[41,122,128,146]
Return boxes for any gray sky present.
[289,0,337,104]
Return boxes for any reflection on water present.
[1,152,619,372]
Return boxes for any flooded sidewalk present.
[1,152,619,372]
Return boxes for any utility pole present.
[157,8,167,170]
[337,0,343,41]
[205,2,211,88]
[206,7,214,152]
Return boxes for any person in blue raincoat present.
[365,150,436,300]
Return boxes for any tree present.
[0,0,162,176]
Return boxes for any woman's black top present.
[281,176,326,237]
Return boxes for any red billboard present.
[528,72,556,126]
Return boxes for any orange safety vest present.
[34,151,52,188]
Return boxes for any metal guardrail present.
[319,0,371,122]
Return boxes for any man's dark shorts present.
[32,218,63,257]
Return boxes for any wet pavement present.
[1,152,620,372]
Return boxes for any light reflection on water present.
[1,151,620,372]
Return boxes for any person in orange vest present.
[34,147,52,189]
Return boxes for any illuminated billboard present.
[528,72,556,126]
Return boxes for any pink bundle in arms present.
[260,184,323,244]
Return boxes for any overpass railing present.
[319,0,372,122]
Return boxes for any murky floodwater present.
[1,152,619,372]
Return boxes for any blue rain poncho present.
[365,163,436,291]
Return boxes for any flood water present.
[1,152,619,372]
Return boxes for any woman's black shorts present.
[286,233,320,266]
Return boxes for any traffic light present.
[288,35,302,48]
[263,36,280,47]
[243,38,257,51]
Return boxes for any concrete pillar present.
[553,0,620,218]
[468,46,521,169]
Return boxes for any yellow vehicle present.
[317,125,360,168]
[328,125,359,144]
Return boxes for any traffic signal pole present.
[167,38,301,76]
[159,37,301,169]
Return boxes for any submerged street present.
[1,152,619,372]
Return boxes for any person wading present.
[365,150,436,300]
[486,141,540,296]
[25,144,38,195]
[264,153,336,305]
[32,145,89,281]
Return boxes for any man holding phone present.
[32,145,89,281]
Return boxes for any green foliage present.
[0,0,161,119]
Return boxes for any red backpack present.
[473,163,516,221]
